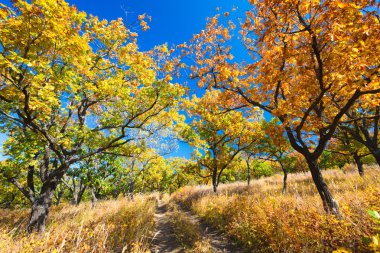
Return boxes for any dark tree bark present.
[371,149,380,166]
[353,152,364,176]
[212,165,219,193]
[212,183,218,193]
[306,158,340,217]
[27,180,58,233]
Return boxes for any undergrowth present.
[172,166,380,252]
[0,195,157,253]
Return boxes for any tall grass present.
[166,202,212,252]
[0,194,157,253]
[172,166,380,252]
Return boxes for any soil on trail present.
[150,200,243,253]
[179,208,243,253]
[150,201,182,253]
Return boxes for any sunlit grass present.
[172,165,380,252]
[0,194,157,253]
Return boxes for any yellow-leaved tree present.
[180,90,263,192]
[0,0,184,232]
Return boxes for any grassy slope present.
[172,165,380,252]
[0,195,157,253]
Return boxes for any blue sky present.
[67,0,251,50]
[0,0,252,159]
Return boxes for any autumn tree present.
[190,1,380,216]
[0,0,184,232]
[180,90,262,192]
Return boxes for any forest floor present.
[150,199,242,253]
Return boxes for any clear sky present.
[0,0,253,159]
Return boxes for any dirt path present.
[150,201,182,253]
[179,207,243,253]
[150,200,243,253]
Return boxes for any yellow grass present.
[167,203,212,252]
[172,166,380,252]
[0,194,158,253]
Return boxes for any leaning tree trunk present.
[370,148,380,167]
[353,153,364,176]
[27,184,55,233]
[306,158,341,218]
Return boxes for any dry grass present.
[172,165,380,252]
[0,194,158,253]
[166,203,213,252]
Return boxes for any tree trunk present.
[54,187,65,206]
[371,149,380,167]
[212,183,218,193]
[282,167,288,194]
[353,153,364,176]
[91,188,97,208]
[306,158,341,218]
[212,169,218,193]
[71,186,86,205]
[246,160,251,186]
[127,179,135,200]
[27,185,54,233]
[77,187,86,205]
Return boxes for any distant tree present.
[327,130,371,176]
[180,90,262,192]
[254,120,294,193]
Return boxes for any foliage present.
[180,89,262,191]
[251,161,274,179]
[366,209,380,252]
[0,0,184,231]
[0,168,29,208]
[187,0,380,215]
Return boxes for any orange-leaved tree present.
[190,1,380,216]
